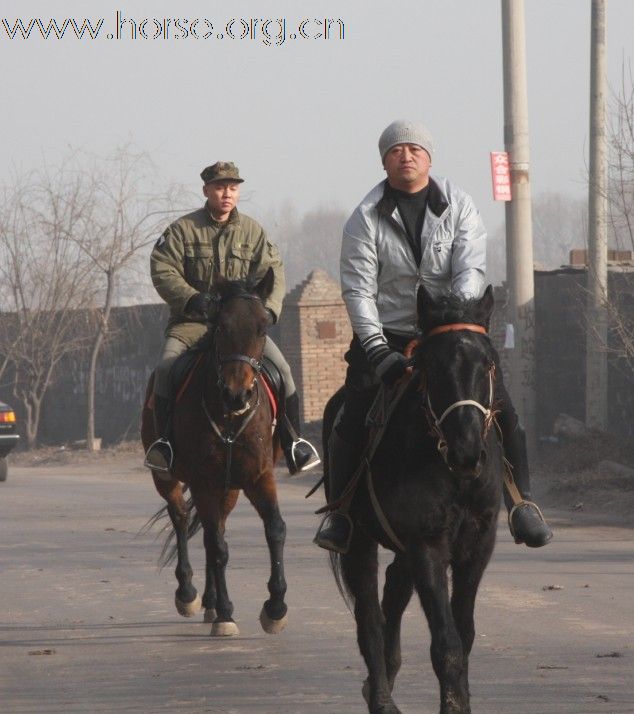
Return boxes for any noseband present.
[408,323,497,464]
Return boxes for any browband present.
[426,323,487,337]
[403,323,488,359]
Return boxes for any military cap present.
[200,161,244,184]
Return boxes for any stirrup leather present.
[291,438,321,472]
[144,437,174,473]
[508,499,546,539]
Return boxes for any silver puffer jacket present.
[340,176,486,353]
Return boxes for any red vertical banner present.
[490,151,512,201]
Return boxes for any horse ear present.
[417,283,436,329]
[477,285,495,328]
[254,267,275,301]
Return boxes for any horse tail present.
[139,494,202,569]
[329,552,355,611]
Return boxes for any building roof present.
[284,269,343,305]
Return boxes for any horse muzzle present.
[221,385,254,415]
[445,447,487,479]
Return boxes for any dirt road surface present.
[1,452,632,713]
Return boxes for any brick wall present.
[279,270,352,424]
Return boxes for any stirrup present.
[508,499,549,541]
[290,438,321,473]
[144,437,174,474]
[313,511,353,554]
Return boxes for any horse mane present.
[419,292,491,333]
[215,278,261,303]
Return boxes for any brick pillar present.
[278,270,352,424]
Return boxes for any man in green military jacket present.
[144,161,320,475]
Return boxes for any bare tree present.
[266,203,347,288]
[486,192,587,286]
[59,147,181,449]
[608,63,634,253]
[531,192,587,268]
[602,63,634,370]
[0,170,96,447]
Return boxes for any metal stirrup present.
[144,437,174,473]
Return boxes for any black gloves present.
[367,344,409,387]
[186,292,219,320]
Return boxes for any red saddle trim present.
[175,353,205,403]
[260,373,278,420]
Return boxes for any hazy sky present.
[2,0,633,250]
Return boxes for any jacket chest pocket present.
[226,243,254,280]
[423,224,453,276]
[184,247,213,291]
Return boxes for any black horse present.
[323,285,503,714]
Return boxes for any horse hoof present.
[259,605,288,635]
[203,608,217,623]
[210,620,239,637]
[175,592,202,618]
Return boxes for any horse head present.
[210,268,274,415]
[415,284,497,479]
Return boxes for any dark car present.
[0,401,19,481]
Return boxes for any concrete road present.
[0,455,632,713]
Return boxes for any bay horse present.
[141,269,289,636]
[323,285,503,714]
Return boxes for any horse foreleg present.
[244,477,288,634]
[202,517,239,637]
[165,496,201,618]
[450,517,497,697]
[194,487,239,636]
[381,554,414,692]
[201,560,217,624]
[410,544,469,714]
[343,534,401,714]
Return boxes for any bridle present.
[211,293,264,413]
[407,323,497,464]
[201,293,267,488]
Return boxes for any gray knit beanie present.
[378,120,435,161]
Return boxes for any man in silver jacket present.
[314,119,552,553]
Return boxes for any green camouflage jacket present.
[150,205,285,345]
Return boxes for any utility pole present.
[501,0,536,445]
[586,0,608,430]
